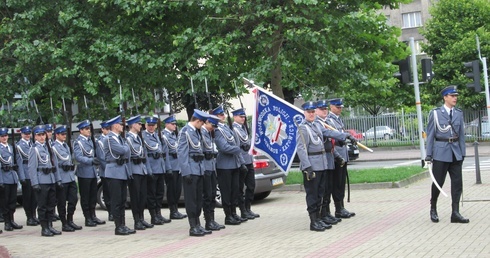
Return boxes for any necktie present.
[449,109,453,121]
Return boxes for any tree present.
[421,0,490,109]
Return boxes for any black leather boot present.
[232,206,247,222]
[10,213,23,230]
[451,203,469,223]
[320,207,338,225]
[67,214,82,230]
[121,216,136,234]
[149,209,163,225]
[60,215,75,232]
[224,207,240,225]
[334,202,351,218]
[205,213,222,231]
[240,205,255,220]
[91,210,106,225]
[195,217,212,235]
[309,213,326,232]
[188,217,205,237]
[246,203,260,218]
[140,212,154,228]
[342,201,356,217]
[170,205,187,219]
[85,217,97,227]
[115,217,129,236]
[26,217,38,226]
[4,216,13,231]
[41,221,54,237]
[156,209,171,223]
[48,221,62,235]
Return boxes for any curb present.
[276,170,430,192]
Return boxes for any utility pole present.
[409,37,426,167]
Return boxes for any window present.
[385,15,391,26]
[402,12,422,28]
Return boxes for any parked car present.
[363,126,395,140]
[96,153,287,209]
[346,129,364,141]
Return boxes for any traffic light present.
[421,58,434,82]
[464,60,481,93]
[392,57,411,84]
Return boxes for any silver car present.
[363,126,395,140]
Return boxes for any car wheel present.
[253,191,271,201]
[215,185,222,208]
[384,134,390,140]
[97,185,107,210]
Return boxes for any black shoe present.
[233,214,247,222]
[41,228,54,237]
[241,211,255,220]
[310,221,326,232]
[316,219,332,229]
[11,221,23,230]
[335,208,352,219]
[170,211,186,219]
[196,225,212,235]
[62,224,75,232]
[327,213,341,223]
[108,214,114,222]
[205,221,221,231]
[248,210,260,218]
[321,215,338,225]
[48,226,62,235]
[134,221,146,230]
[141,219,154,228]
[213,220,226,230]
[430,209,439,223]
[68,221,82,230]
[451,211,469,223]
[225,216,241,225]
[4,223,13,231]
[189,227,205,237]
[85,218,97,227]
[92,216,106,225]
[53,214,60,221]
[27,218,38,226]
[151,217,164,225]
[122,225,136,234]
[115,226,130,236]
[157,215,172,223]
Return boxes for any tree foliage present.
[0,0,411,125]
[421,0,490,109]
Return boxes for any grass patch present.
[286,166,426,185]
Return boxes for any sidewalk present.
[356,141,490,162]
[0,144,489,257]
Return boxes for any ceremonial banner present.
[250,86,304,173]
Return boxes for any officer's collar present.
[56,139,65,145]
[128,131,138,137]
[79,135,89,141]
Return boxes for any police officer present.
[28,125,62,237]
[74,120,105,227]
[316,100,343,225]
[201,114,225,231]
[212,106,247,225]
[232,108,259,220]
[296,102,353,232]
[142,116,169,225]
[96,121,112,221]
[0,127,23,231]
[178,109,210,236]
[103,115,135,235]
[52,125,81,232]
[425,86,468,223]
[126,115,153,230]
[16,125,38,226]
[326,98,356,219]
[162,116,186,220]
[44,123,60,222]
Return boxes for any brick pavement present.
[1,145,489,258]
